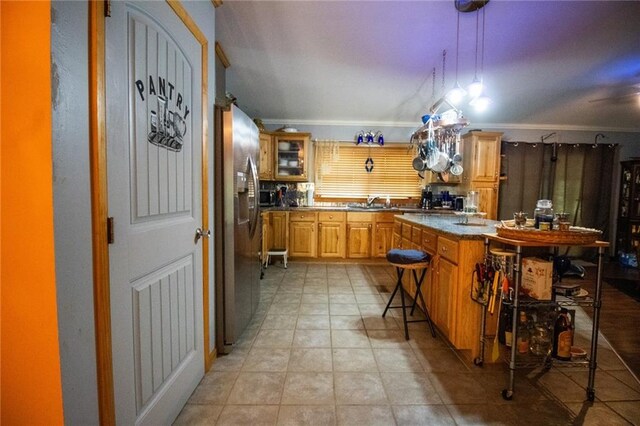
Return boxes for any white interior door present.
[106,2,204,424]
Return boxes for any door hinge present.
[107,217,115,244]
[104,0,111,17]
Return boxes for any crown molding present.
[261,118,639,133]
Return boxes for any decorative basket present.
[495,223,602,245]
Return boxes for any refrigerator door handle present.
[248,155,260,239]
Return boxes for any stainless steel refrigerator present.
[215,104,261,354]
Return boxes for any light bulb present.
[446,83,466,105]
[470,95,491,112]
[468,78,484,99]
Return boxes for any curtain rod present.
[503,140,618,147]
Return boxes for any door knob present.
[195,228,211,243]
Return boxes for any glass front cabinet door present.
[273,133,310,182]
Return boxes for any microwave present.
[259,189,275,207]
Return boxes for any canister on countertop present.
[534,199,554,229]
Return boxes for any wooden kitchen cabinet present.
[462,131,503,220]
[259,132,274,180]
[346,212,372,258]
[372,212,398,258]
[433,257,457,339]
[289,211,317,257]
[318,212,346,258]
[273,133,310,182]
[270,211,288,250]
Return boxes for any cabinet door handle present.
[368,224,372,229]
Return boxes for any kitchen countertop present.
[399,213,500,240]
[262,206,455,214]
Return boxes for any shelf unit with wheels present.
[482,233,609,402]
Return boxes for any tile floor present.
[175,263,640,425]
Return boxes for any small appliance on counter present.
[259,189,275,207]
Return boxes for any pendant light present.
[446,9,466,105]
[469,5,491,111]
[467,8,484,99]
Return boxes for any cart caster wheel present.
[260,271,264,279]
[473,357,483,367]
[502,389,514,400]
[587,389,595,401]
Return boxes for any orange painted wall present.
[1,1,65,424]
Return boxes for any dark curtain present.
[498,142,617,258]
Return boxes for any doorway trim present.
[89,1,211,424]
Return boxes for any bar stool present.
[382,248,436,340]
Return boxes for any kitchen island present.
[393,214,499,362]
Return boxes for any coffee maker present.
[420,187,433,209]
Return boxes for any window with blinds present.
[314,143,422,198]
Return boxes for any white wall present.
[51,1,217,422]
[51,2,100,423]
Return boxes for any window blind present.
[314,143,422,198]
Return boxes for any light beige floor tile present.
[412,347,469,373]
[330,315,364,330]
[329,294,357,304]
[363,316,400,330]
[301,293,329,304]
[299,303,329,315]
[355,293,385,303]
[380,372,441,406]
[374,348,423,372]
[358,303,388,316]
[392,405,454,425]
[607,401,640,425]
[267,303,301,316]
[216,405,279,426]
[292,329,332,348]
[367,329,411,349]
[261,314,298,330]
[242,348,291,372]
[272,293,303,304]
[189,371,239,404]
[564,402,631,425]
[445,403,525,425]
[281,372,335,405]
[329,303,360,315]
[534,370,595,402]
[336,405,395,425]
[211,351,247,372]
[407,329,446,349]
[277,285,304,294]
[253,329,295,348]
[226,372,285,405]
[276,405,337,426]
[328,286,355,294]
[564,370,640,401]
[332,348,378,372]
[331,329,371,348]
[303,285,329,294]
[173,403,222,425]
[606,370,640,393]
[334,372,388,405]
[288,348,333,372]
[427,372,488,405]
[296,315,330,330]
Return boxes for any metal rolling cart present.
[471,246,516,367]
[482,233,609,401]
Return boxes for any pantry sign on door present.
[133,43,191,153]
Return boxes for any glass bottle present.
[530,324,552,356]
[534,199,554,229]
[517,311,530,354]
[552,308,572,361]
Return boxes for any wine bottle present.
[504,308,513,347]
[498,303,509,345]
[517,311,530,354]
[552,308,572,361]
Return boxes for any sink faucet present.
[366,195,380,207]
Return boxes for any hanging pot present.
[412,156,427,171]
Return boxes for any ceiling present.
[216,1,640,133]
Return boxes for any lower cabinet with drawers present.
[393,216,487,360]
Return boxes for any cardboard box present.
[521,257,553,300]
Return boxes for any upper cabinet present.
[273,133,310,182]
[259,132,274,180]
[462,131,503,220]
